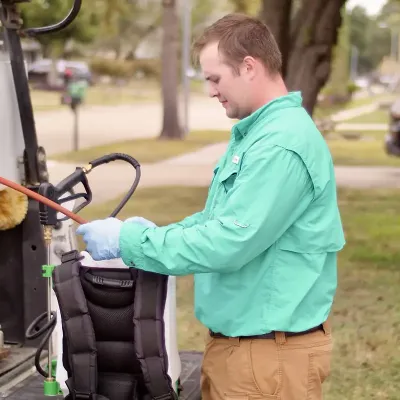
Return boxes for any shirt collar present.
[232,91,303,141]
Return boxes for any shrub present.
[89,58,161,80]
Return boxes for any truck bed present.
[0,351,202,400]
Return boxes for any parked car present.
[384,97,400,157]
[27,59,94,88]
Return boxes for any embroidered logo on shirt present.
[232,155,240,164]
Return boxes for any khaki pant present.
[201,321,332,400]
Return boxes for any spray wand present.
[0,152,140,396]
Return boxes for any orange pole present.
[0,176,87,225]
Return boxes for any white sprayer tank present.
[54,254,181,396]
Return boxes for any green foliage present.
[227,0,260,15]
[349,5,391,74]
[191,0,216,36]
[380,0,400,22]
[89,58,161,79]
[322,9,352,105]
[346,80,359,94]
[19,0,99,55]
[324,1,394,101]
[96,0,161,59]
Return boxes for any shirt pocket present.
[208,154,244,220]
[218,163,240,193]
[206,164,240,221]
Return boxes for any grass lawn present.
[326,131,400,166]
[344,108,389,124]
[313,94,395,120]
[78,185,400,398]
[31,82,159,111]
[31,79,206,112]
[325,187,400,400]
[51,130,230,164]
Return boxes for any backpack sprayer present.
[1,156,182,400]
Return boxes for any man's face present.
[199,42,252,120]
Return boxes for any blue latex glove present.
[76,217,123,261]
[125,216,157,228]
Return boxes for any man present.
[77,13,345,400]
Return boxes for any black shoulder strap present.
[52,250,108,400]
[53,250,177,400]
[133,270,178,400]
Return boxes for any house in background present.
[21,39,42,65]
[0,31,42,67]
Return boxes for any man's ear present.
[242,56,257,79]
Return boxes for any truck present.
[0,0,202,398]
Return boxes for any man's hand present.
[76,217,123,261]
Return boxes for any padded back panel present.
[63,268,147,400]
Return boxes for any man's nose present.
[208,85,218,98]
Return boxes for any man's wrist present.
[119,221,148,268]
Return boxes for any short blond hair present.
[192,13,282,75]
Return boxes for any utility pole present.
[181,0,192,136]
[350,45,359,81]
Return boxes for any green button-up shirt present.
[120,92,345,336]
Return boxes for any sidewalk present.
[330,103,378,122]
[335,123,387,131]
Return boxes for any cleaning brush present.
[0,187,28,231]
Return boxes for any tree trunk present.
[259,0,292,77]
[286,0,346,115]
[260,0,347,116]
[159,0,183,140]
[46,41,65,89]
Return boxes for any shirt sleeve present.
[167,211,204,229]
[119,143,315,275]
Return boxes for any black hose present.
[23,0,82,36]
[25,311,57,378]
[88,153,141,218]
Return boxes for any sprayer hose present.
[25,311,57,378]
